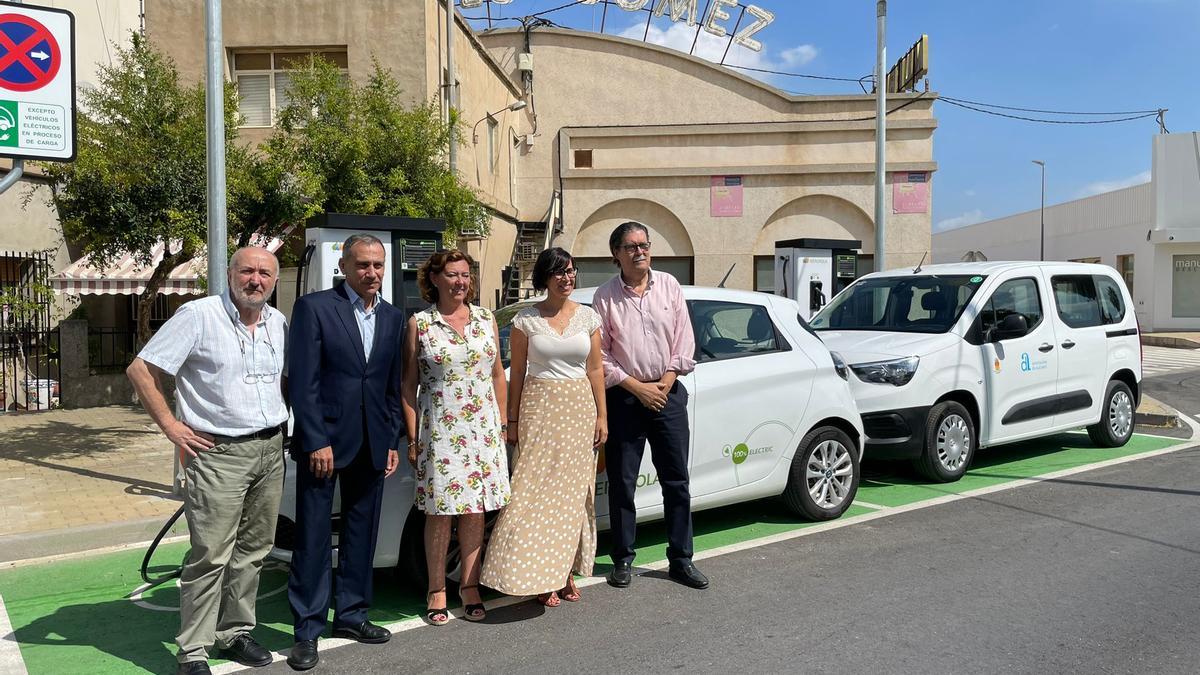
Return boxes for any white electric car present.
[271,286,864,584]
[810,261,1142,482]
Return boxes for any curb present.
[1141,335,1200,350]
[1135,410,1179,428]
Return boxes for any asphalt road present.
[259,440,1200,675]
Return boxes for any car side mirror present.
[991,313,1029,342]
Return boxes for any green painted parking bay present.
[0,432,1181,674]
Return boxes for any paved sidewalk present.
[0,406,183,563]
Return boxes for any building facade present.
[146,0,937,305]
[933,131,1200,332]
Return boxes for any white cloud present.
[616,21,817,88]
[935,209,985,232]
[1076,170,1151,198]
[965,189,977,197]
[780,45,819,68]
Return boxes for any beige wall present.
[479,29,937,283]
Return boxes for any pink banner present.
[711,176,743,217]
[893,171,930,214]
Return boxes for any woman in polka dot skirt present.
[481,247,608,606]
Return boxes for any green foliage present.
[0,280,52,330]
[265,58,487,243]
[33,34,315,341]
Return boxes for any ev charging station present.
[298,213,446,318]
[774,238,862,320]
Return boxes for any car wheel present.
[782,426,860,521]
[395,508,500,594]
[914,401,976,483]
[1087,380,1135,448]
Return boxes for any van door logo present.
[1020,353,1031,372]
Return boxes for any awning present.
[49,233,288,296]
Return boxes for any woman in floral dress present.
[402,250,509,625]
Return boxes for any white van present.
[810,262,1142,482]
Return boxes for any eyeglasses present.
[235,321,279,384]
[551,268,577,279]
[619,242,652,254]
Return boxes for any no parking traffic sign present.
[0,1,74,162]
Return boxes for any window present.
[753,256,774,293]
[487,117,499,171]
[1117,254,1134,295]
[573,149,593,169]
[812,275,985,334]
[233,49,348,127]
[979,277,1042,336]
[1096,276,1126,324]
[689,300,783,363]
[1172,255,1200,318]
[1051,275,1103,328]
[574,257,694,289]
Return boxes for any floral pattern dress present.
[413,305,511,515]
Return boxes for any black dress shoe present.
[607,561,632,588]
[222,633,273,667]
[177,662,212,675]
[332,620,391,644]
[286,640,319,671]
[668,561,710,589]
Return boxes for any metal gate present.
[1,249,61,413]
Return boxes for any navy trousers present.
[605,381,693,566]
[288,445,384,641]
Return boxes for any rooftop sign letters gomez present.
[461,0,776,52]
[0,1,75,162]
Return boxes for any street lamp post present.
[1032,160,1046,261]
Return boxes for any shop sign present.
[460,0,777,52]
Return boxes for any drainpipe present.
[446,0,457,175]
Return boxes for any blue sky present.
[465,0,1199,232]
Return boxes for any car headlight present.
[849,356,920,386]
[830,351,849,381]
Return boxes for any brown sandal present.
[560,579,581,602]
[536,591,561,607]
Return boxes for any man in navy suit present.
[285,234,404,671]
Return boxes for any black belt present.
[218,426,281,442]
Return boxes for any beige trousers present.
[176,432,283,664]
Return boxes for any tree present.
[37,34,315,343]
[264,58,488,243]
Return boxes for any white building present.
[933,132,1200,332]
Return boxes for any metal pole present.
[1039,162,1046,261]
[205,0,227,297]
[0,0,23,196]
[874,0,887,272]
[447,0,457,174]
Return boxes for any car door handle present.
[1061,339,1076,349]
[1038,343,1054,353]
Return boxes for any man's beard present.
[232,286,268,311]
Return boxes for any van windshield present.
[810,274,986,334]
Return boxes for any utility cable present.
[938,98,1160,125]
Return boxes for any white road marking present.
[1141,345,1200,377]
[0,594,29,675]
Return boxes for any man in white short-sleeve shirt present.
[127,246,287,675]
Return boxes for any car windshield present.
[810,274,986,334]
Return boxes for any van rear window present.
[811,275,985,334]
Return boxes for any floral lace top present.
[413,304,510,514]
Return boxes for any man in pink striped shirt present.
[593,221,708,590]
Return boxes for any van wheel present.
[395,508,500,594]
[914,401,976,483]
[1087,380,1135,448]
[783,426,859,521]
